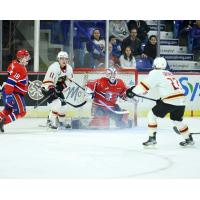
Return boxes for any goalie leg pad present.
[89,116,110,128]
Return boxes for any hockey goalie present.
[84,67,131,129]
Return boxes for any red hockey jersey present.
[86,77,127,107]
[4,60,28,95]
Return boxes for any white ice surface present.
[0,117,199,178]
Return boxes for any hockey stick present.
[68,78,85,91]
[60,98,87,108]
[173,127,200,135]
[134,94,157,102]
[97,99,129,115]
[34,94,52,109]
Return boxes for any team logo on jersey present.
[28,80,44,100]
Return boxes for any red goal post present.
[73,68,139,126]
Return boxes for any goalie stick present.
[97,99,129,115]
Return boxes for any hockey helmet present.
[16,49,31,60]
[153,57,167,69]
[57,51,69,60]
[106,67,117,83]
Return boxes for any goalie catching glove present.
[126,86,136,98]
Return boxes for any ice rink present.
[0,117,199,178]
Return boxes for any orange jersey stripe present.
[43,80,54,84]
[179,126,188,133]
[140,81,150,91]
[163,93,184,100]
[148,124,157,128]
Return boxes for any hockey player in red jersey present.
[126,57,194,147]
[0,49,31,132]
[85,67,129,128]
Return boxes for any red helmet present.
[16,49,30,60]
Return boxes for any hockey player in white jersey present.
[126,57,194,147]
[41,51,73,129]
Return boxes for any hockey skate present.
[143,132,157,146]
[0,117,5,133]
[57,122,71,130]
[179,135,194,146]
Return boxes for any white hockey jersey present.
[42,62,73,90]
[133,69,185,106]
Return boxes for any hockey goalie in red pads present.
[85,67,130,128]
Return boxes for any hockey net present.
[27,68,138,127]
[67,68,139,127]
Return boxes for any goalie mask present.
[106,67,117,83]
[153,57,167,70]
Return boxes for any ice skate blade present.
[179,142,195,147]
[142,144,157,149]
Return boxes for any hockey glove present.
[156,98,163,104]
[56,82,66,93]
[5,94,15,107]
[41,87,56,97]
[126,86,136,98]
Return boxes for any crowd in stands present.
[174,20,200,61]
[72,20,200,70]
[73,20,155,71]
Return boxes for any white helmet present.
[106,67,117,83]
[153,57,167,69]
[57,51,69,60]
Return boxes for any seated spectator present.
[121,28,142,58]
[119,46,136,69]
[142,35,157,64]
[86,28,105,68]
[109,43,120,67]
[127,20,150,43]
[109,35,121,58]
[109,20,129,43]
[191,20,200,61]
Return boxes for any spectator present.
[86,28,105,68]
[175,20,195,47]
[121,28,142,58]
[109,43,119,67]
[142,35,157,63]
[119,46,136,69]
[191,20,200,61]
[109,20,129,43]
[109,35,121,58]
[127,20,150,43]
